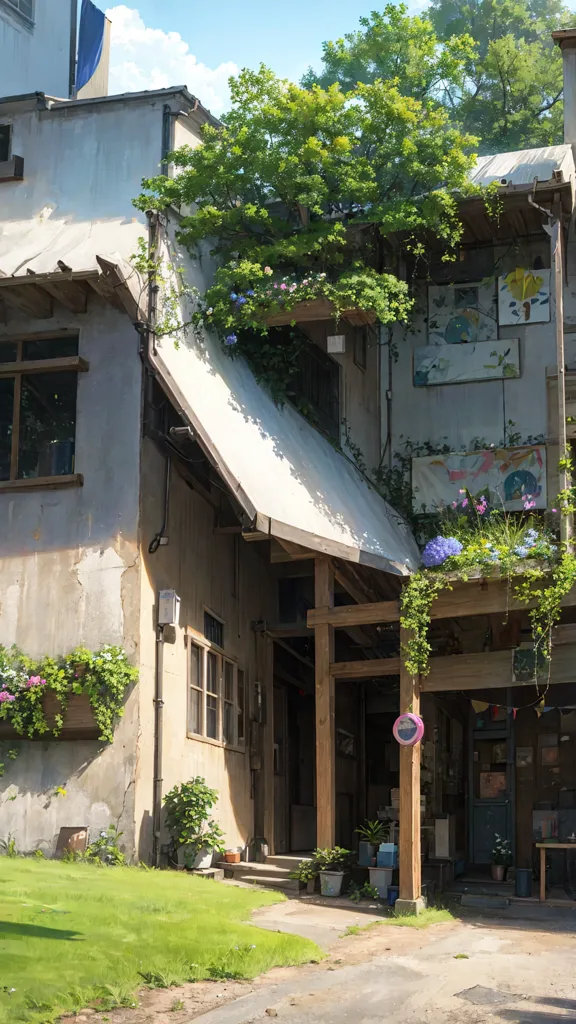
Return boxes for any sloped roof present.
[470,144,575,188]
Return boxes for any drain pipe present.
[152,621,165,868]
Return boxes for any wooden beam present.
[41,278,89,314]
[330,657,401,679]
[399,626,421,905]
[271,538,314,562]
[421,637,576,692]
[2,284,52,318]
[309,599,398,628]
[315,557,336,849]
[256,632,275,854]
[307,577,576,628]
[0,356,88,378]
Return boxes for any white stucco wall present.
[0,0,74,99]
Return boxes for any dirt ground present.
[63,899,576,1024]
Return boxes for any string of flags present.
[470,697,576,718]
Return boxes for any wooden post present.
[397,625,423,913]
[554,204,573,550]
[255,632,275,854]
[314,557,335,849]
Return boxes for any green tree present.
[304,1,573,154]
[135,65,476,398]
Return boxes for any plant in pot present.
[163,777,225,870]
[289,858,319,893]
[314,847,354,897]
[355,820,390,867]
[492,833,512,882]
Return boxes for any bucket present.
[358,841,376,867]
[515,868,532,898]
[320,871,344,897]
[369,867,393,897]
[388,885,399,907]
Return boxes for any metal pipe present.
[152,624,165,867]
[553,205,572,550]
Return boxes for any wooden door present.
[273,684,289,854]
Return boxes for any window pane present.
[18,372,77,479]
[23,336,78,361]
[237,669,245,743]
[190,644,202,690]
[224,661,234,702]
[223,700,234,745]
[204,611,224,648]
[206,652,219,696]
[206,695,218,739]
[189,687,202,735]
[0,341,16,363]
[0,377,14,481]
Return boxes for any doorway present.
[468,702,515,867]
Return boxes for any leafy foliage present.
[135,63,476,399]
[304,0,569,154]
[163,777,226,856]
[355,819,391,845]
[0,645,137,743]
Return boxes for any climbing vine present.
[0,645,137,744]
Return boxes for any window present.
[204,610,224,648]
[0,125,11,164]
[0,0,34,24]
[0,334,83,483]
[187,633,245,748]
[294,339,340,441]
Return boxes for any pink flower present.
[552,508,558,513]
[524,500,536,509]
[461,498,468,507]
[0,692,15,703]
[451,501,458,509]
[264,266,273,275]
[280,283,287,291]
[459,489,465,494]
[26,676,47,688]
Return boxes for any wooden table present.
[536,842,576,901]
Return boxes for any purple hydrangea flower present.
[514,545,529,558]
[236,296,247,306]
[225,334,238,346]
[230,292,238,301]
[421,536,463,568]
[246,290,255,296]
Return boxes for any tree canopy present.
[304,0,573,154]
[136,65,476,397]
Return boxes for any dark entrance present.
[468,699,515,866]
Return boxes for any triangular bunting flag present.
[471,700,489,713]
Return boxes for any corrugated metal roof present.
[470,144,575,187]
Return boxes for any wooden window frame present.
[0,331,86,488]
[186,627,245,751]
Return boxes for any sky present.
[104,1,425,114]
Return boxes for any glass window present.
[0,125,11,164]
[188,643,203,735]
[354,327,367,371]
[23,336,78,361]
[206,651,220,740]
[0,377,14,482]
[223,660,235,745]
[1,0,34,22]
[204,611,224,648]
[18,372,77,479]
[237,669,245,744]
[0,341,17,363]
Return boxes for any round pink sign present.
[393,713,424,746]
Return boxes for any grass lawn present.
[0,859,321,1024]
[343,907,454,936]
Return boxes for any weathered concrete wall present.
[135,438,278,861]
[0,298,143,855]
[0,0,74,99]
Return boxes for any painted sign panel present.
[498,268,550,326]
[393,713,425,747]
[412,446,547,512]
[414,339,520,387]
[428,281,498,345]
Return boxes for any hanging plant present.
[0,645,137,743]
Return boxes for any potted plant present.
[289,858,318,893]
[314,847,353,897]
[355,819,390,867]
[492,833,512,881]
[163,777,225,869]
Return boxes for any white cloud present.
[104,6,238,114]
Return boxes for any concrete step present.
[216,860,295,877]
[460,893,510,910]
[238,873,301,892]
[266,854,312,871]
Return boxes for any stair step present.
[216,861,295,877]
[239,874,301,892]
[266,854,312,871]
[460,894,510,910]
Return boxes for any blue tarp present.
[76,0,105,92]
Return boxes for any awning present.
[152,323,420,576]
